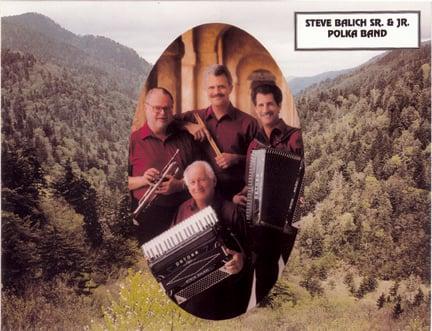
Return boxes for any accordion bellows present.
[246,148,304,233]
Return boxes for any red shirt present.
[245,119,304,182]
[177,104,258,198]
[129,122,200,206]
[172,196,246,237]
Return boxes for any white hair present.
[183,161,216,187]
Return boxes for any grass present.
[2,258,430,330]
[87,264,430,331]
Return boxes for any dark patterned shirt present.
[176,104,258,199]
[245,119,303,182]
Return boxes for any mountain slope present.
[288,68,353,95]
[1,12,151,98]
[295,41,431,281]
[1,14,140,311]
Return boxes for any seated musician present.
[172,160,252,320]
[233,83,304,305]
[128,87,201,245]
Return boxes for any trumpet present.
[133,149,180,222]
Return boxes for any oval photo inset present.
[128,23,304,320]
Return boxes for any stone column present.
[181,30,197,112]
[194,24,225,108]
[280,78,300,128]
[155,38,183,114]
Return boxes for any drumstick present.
[193,113,222,156]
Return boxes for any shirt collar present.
[187,193,223,212]
[257,119,291,145]
[138,122,153,140]
[138,122,177,141]
[272,118,288,136]
[205,103,236,121]
[186,198,198,212]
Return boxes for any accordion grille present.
[174,268,231,304]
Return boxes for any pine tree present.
[114,192,135,238]
[392,295,403,319]
[1,147,48,292]
[39,227,88,282]
[343,272,356,295]
[413,288,424,306]
[389,281,400,300]
[55,161,103,247]
[377,293,386,309]
[356,276,378,298]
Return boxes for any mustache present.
[211,93,225,98]
[261,111,274,116]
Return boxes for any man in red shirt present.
[234,83,303,206]
[128,87,200,244]
[172,160,252,320]
[177,64,258,200]
[233,83,304,305]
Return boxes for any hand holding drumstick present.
[193,113,222,156]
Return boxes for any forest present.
[1,13,430,330]
[297,44,431,282]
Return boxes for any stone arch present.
[249,69,277,87]
[132,23,300,131]
[191,24,230,109]
[132,37,185,131]
[219,26,299,127]
[234,53,279,115]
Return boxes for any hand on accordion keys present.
[298,196,305,208]
[232,185,248,207]
[232,192,247,207]
[222,247,244,275]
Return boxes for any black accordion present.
[246,148,304,233]
[142,206,231,304]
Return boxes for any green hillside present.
[1,14,147,328]
[2,13,151,98]
[297,42,430,282]
[1,12,430,330]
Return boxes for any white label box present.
[295,11,420,50]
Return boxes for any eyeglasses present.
[145,103,173,113]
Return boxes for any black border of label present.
[294,11,421,50]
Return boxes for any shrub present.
[355,275,377,298]
[94,269,205,330]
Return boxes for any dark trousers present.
[251,226,298,303]
[180,263,254,320]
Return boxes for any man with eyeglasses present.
[128,87,201,244]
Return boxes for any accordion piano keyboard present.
[142,206,218,260]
